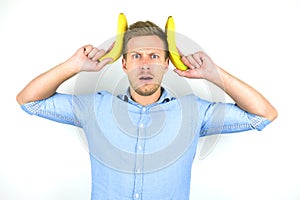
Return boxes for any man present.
[16,20,277,200]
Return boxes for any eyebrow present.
[128,49,165,55]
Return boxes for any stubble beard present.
[134,83,160,96]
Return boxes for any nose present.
[140,65,150,70]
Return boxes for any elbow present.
[16,92,26,106]
[270,109,278,121]
[264,106,278,122]
[16,93,23,105]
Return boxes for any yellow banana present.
[165,16,188,71]
[99,13,128,63]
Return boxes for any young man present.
[16,20,277,200]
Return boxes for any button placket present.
[133,106,147,199]
[135,123,145,174]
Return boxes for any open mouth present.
[138,76,154,84]
[139,76,153,81]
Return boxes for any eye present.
[151,54,159,59]
[132,54,141,59]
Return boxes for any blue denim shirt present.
[21,88,270,200]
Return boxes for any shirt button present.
[134,193,140,199]
[136,168,141,173]
[142,107,146,112]
[139,123,144,128]
[138,145,143,150]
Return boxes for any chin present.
[135,84,160,96]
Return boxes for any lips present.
[138,75,154,84]
[139,76,153,80]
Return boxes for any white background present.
[1,0,300,199]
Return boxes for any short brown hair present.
[122,21,169,60]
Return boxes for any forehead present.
[126,35,166,53]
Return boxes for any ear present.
[163,58,170,73]
[122,57,127,73]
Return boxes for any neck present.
[130,88,162,106]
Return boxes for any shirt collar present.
[117,87,175,105]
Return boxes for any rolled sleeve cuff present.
[21,101,40,115]
[21,100,79,126]
[249,114,271,131]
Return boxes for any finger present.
[173,69,194,78]
[193,53,203,66]
[176,47,194,69]
[91,49,106,61]
[96,57,113,69]
[83,45,93,56]
[180,55,195,70]
[173,68,186,76]
[87,47,99,59]
[177,47,184,57]
[106,42,115,53]
[186,54,201,68]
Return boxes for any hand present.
[173,51,219,81]
[67,44,113,72]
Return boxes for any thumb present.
[106,42,115,53]
[97,57,114,68]
[173,69,186,76]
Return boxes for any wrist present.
[203,65,223,83]
[63,57,82,75]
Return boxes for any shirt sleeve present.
[21,93,81,127]
[197,98,271,137]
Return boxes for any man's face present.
[122,35,169,96]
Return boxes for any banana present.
[165,16,188,71]
[99,13,128,63]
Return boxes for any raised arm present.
[16,45,112,105]
[174,51,278,121]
